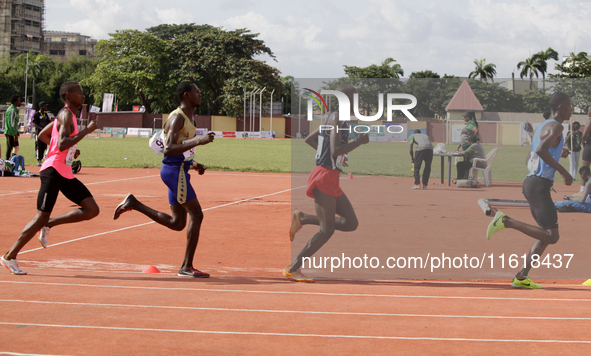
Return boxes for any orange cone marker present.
[142,265,161,273]
[349,172,353,179]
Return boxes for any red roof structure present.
[445,80,484,112]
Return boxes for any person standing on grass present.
[32,101,52,166]
[1,82,99,275]
[486,92,572,289]
[4,94,21,159]
[564,121,582,181]
[113,81,215,278]
[285,84,369,282]
[409,129,433,189]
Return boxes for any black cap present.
[38,101,47,107]
[462,111,475,118]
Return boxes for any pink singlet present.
[40,107,78,179]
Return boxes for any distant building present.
[42,31,97,62]
[0,0,44,56]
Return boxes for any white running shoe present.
[39,227,50,248]
[1,256,27,275]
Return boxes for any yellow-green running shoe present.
[486,210,506,240]
[511,276,541,289]
[582,279,591,286]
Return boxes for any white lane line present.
[1,299,590,321]
[19,185,303,255]
[0,175,160,197]
[0,171,291,198]
[1,280,590,303]
[0,322,588,344]
[0,353,73,356]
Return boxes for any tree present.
[409,70,440,79]
[468,58,496,82]
[517,55,543,91]
[534,47,558,90]
[83,30,172,114]
[169,27,281,117]
[553,52,591,78]
[343,57,404,79]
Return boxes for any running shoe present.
[113,193,134,220]
[283,267,314,282]
[421,184,428,190]
[178,267,210,278]
[39,226,49,248]
[1,256,27,275]
[289,210,302,242]
[583,279,591,286]
[511,276,541,289]
[412,185,421,189]
[486,210,506,240]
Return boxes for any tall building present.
[0,0,44,56]
[43,31,97,62]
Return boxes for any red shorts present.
[306,165,344,199]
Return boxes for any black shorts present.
[522,176,558,230]
[37,167,93,213]
[6,135,19,147]
[582,145,591,162]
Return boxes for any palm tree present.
[534,47,559,90]
[517,56,543,90]
[26,53,53,108]
[469,58,496,82]
[381,57,404,78]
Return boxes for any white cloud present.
[43,0,591,79]
[154,7,194,25]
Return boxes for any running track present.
[1,167,590,355]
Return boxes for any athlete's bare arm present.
[38,121,54,145]
[305,129,320,150]
[329,113,368,157]
[536,121,572,185]
[582,115,591,148]
[56,110,97,152]
[163,114,214,157]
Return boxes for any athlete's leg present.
[293,193,358,232]
[515,238,555,280]
[46,197,100,228]
[179,198,204,269]
[501,217,559,245]
[115,194,187,231]
[422,149,433,186]
[413,150,424,186]
[4,211,51,260]
[288,188,337,272]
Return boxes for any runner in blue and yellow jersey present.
[113,81,215,278]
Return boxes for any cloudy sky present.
[46,0,591,79]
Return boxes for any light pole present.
[259,87,266,138]
[270,89,275,137]
[24,35,33,105]
[249,88,258,137]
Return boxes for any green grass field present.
[11,134,578,183]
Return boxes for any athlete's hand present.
[561,172,573,186]
[356,133,369,145]
[74,149,81,159]
[198,132,215,146]
[193,163,206,175]
[561,147,570,158]
[87,120,98,132]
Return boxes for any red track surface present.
[1,167,590,355]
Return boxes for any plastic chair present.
[469,147,499,187]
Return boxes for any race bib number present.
[149,130,165,155]
[315,135,325,160]
[336,154,348,169]
[527,152,540,175]
[182,137,197,162]
[66,144,77,166]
